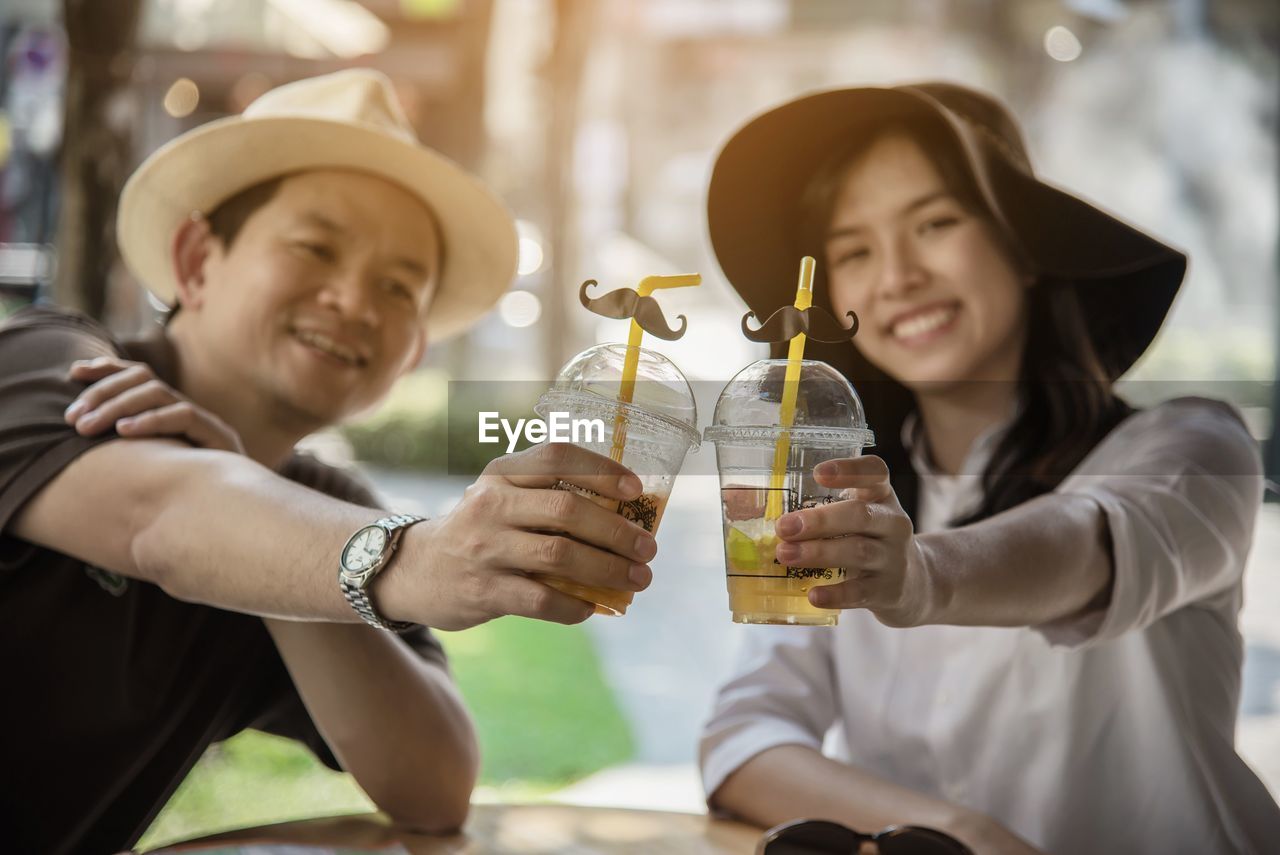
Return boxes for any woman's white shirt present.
[699,397,1280,854]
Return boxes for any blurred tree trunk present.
[450,0,494,168]
[541,0,595,372]
[53,0,141,319]
[1268,140,1280,500]
[422,0,497,379]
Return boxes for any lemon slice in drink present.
[726,518,777,572]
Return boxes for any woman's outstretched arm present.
[776,399,1262,637]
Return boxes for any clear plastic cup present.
[533,343,699,615]
[703,359,875,626]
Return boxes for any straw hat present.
[117,68,517,341]
[708,83,1187,380]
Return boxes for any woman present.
[700,83,1278,853]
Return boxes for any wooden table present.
[163,804,762,854]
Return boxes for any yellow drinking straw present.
[765,256,816,520]
[610,273,702,462]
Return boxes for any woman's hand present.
[774,455,939,627]
[64,356,245,454]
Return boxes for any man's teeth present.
[294,330,360,366]
[892,306,957,340]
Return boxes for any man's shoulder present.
[1,304,113,339]
[0,305,122,368]
[280,450,385,510]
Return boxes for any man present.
[0,70,657,853]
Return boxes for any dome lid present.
[703,358,875,448]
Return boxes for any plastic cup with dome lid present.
[532,275,701,615]
[704,257,874,625]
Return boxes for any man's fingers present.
[503,486,657,563]
[502,530,651,593]
[72,381,180,435]
[489,575,595,625]
[775,498,911,542]
[495,443,643,502]
[64,363,159,424]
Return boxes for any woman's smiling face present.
[824,132,1029,394]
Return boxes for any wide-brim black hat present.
[707,82,1187,381]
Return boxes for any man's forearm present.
[920,492,1113,627]
[266,619,478,832]
[137,450,386,619]
[14,439,382,621]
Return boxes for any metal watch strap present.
[340,513,424,633]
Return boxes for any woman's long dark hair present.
[795,117,1133,526]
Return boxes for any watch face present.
[343,525,388,574]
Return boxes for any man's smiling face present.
[187,169,441,428]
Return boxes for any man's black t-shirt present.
[0,307,446,854]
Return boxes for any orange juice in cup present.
[704,359,875,625]
[533,343,698,615]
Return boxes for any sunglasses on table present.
[758,818,974,855]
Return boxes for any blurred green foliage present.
[138,729,373,850]
[0,293,30,321]
[341,370,541,474]
[441,617,634,786]
[139,618,633,850]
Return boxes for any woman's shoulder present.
[1120,396,1252,439]
[1081,396,1260,476]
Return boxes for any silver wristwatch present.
[338,513,425,632]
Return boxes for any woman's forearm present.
[715,745,1047,853]
[920,492,1113,627]
[714,745,981,841]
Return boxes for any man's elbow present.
[374,775,475,835]
[368,730,480,834]
[383,799,471,835]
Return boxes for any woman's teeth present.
[294,329,360,366]
[892,306,957,340]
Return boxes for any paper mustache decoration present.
[578,279,688,341]
[740,304,860,344]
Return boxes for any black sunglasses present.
[758,818,974,855]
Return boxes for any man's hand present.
[65,356,245,454]
[383,442,659,630]
[774,455,939,627]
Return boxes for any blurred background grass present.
[139,617,634,849]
